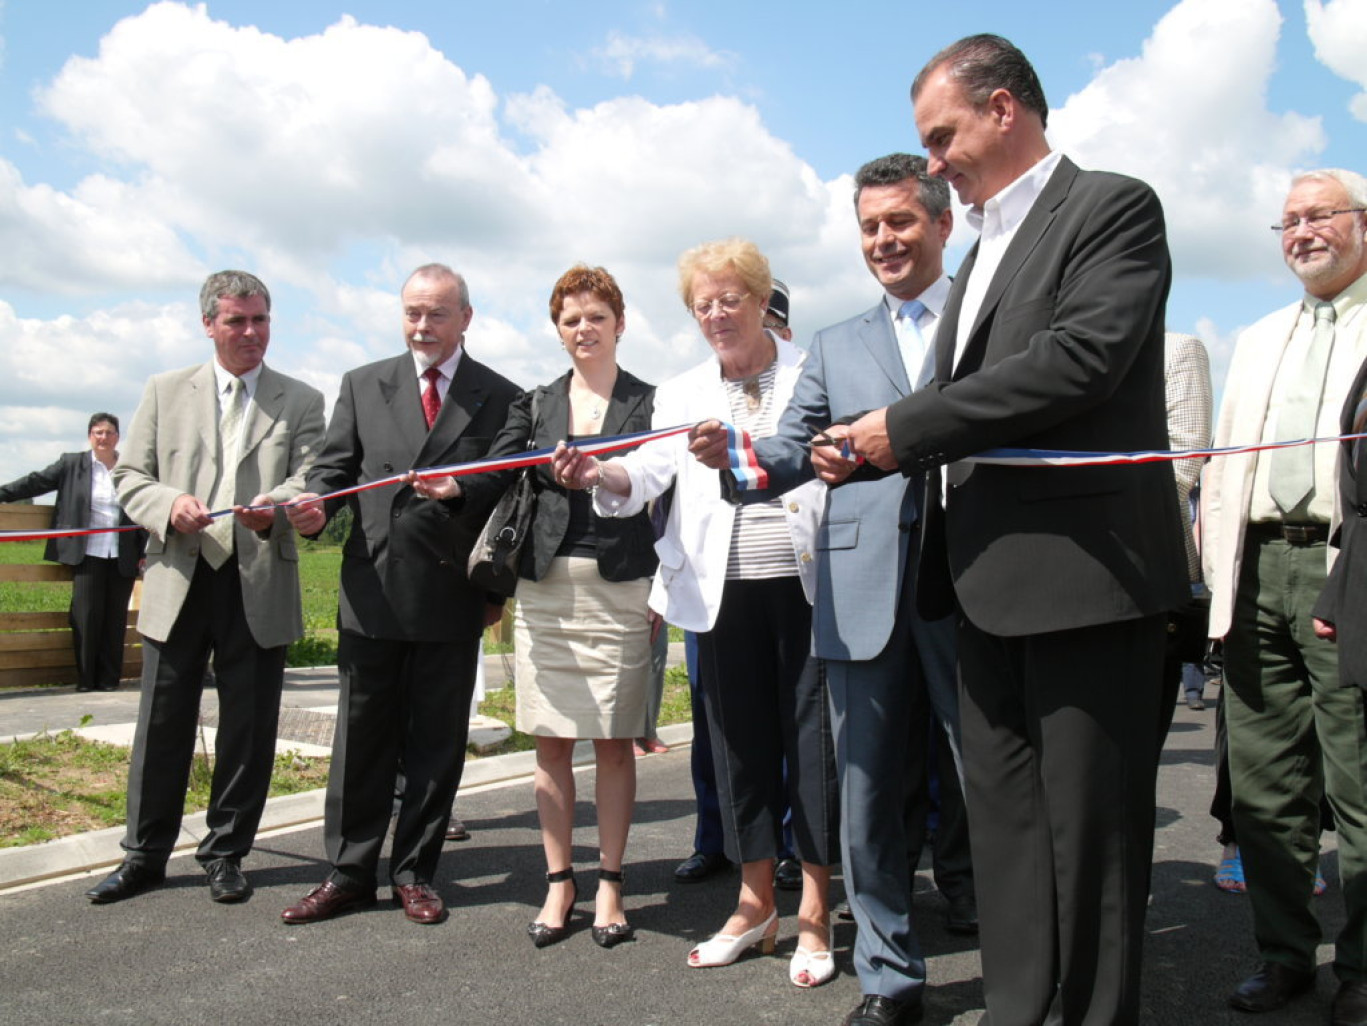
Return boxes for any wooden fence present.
[0,502,142,689]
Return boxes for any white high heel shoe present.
[789,945,835,988]
[687,910,779,967]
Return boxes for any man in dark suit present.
[847,36,1186,1025]
[87,270,326,905]
[282,263,519,926]
[0,413,145,691]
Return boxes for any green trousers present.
[1225,533,1367,980]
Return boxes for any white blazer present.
[1202,302,1341,638]
[596,335,824,633]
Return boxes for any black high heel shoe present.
[527,868,577,948]
[591,868,634,948]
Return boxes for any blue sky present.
[1,0,1364,480]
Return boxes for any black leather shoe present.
[774,857,802,891]
[674,851,732,883]
[842,994,924,1026]
[205,858,250,903]
[1228,962,1315,1012]
[85,861,165,904]
[945,894,979,935]
[1333,980,1367,1026]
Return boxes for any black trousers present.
[69,555,135,690]
[123,557,286,865]
[695,576,838,866]
[324,630,480,889]
[959,613,1167,1026]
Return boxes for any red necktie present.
[421,367,442,429]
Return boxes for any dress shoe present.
[205,858,250,903]
[444,817,470,842]
[529,868,578,948]
[392,882,447,924]
[85,861,165,904]
[591,868,633,948]
[688,910,778,967]
[1227,962,1315,1012]
[945,894,979,935]
[842,994,924,1025]
[674,851,732,883]
[281,880,376,924]
[1333,980,1367,1026]
[774,857,802,891]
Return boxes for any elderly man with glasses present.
[1203,169,1367,1025]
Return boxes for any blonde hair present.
[676,238,772,310]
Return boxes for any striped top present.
[722,362,797,580]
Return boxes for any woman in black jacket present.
[473,266,657,949]
[0,413,144,690]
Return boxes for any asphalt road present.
[0,698,1349,1025]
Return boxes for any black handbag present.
[467,391,540,597]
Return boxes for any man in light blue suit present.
[696,153,966,1026]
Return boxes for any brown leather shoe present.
[392,882,448,924]
[444,817,470,842]
[280,880,376,924]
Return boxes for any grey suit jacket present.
[0,450,144,575]
[308,350,521,642]
[753,301,923,661]
[114,362,326,648]
[887,156,1188,636]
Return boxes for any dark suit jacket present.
[887,156,1188,636]
[0,450,144,576]
[308,350,521,642]
[1314,352,1367,686]
[472,368,658,583]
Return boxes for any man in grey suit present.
[694,153,967,1026]
[87,270,326,905]
[281,263,519,927]
[847,36,1185,1025]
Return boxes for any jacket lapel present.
[541,374,571,440]
[601,370,649,437]
[417,352,487,465]
[239,364,283,464]
[378,354,431,462]
[858,305,911,394]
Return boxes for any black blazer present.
[308,351,522,642]
[886,157,1188,637]
[0,450,144,576]
[1315,351,1367,687]
[474,367,658,584]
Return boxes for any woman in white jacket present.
[552,238,839,990]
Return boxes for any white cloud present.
[589,30,736,80]
[1049,0,1325,282]
[1304,0,1367,121]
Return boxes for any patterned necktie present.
[1271,301,1336,516]
[202,377,244,569]
[422,367,442,429]
[895,299,927,388]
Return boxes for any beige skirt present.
[514,556,652,739]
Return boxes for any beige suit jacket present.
[1202,302,1341,638]
[114,361,326,648]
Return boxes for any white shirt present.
[86,457,120,559]
[954,150,1065,370]
[411,348,464,406]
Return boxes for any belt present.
[1248,521,1330,545]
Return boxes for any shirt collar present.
[1306,269,1367,321]
[411,346,463,381]
[966,150,1064,238]
[213,360,263,397]
[882,274,952,321]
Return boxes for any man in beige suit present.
[1203,169,1367,1024]
[86,270,326,906]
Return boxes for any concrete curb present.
[0,721,694,893]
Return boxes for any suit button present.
[787,501,799,513]
[1357,504,1367,517]
[392,510,401,518]
[799,552,812,563]
[899,523,910,532]
[383,462,394,473]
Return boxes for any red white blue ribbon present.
[725,422,770,491]
[0,423,693,543]
[964,432,1367,467]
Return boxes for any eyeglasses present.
[1271,208,1366,233]
[691,293,749,318]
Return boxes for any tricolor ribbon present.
[0,423,693,543]
[725,422,770,491]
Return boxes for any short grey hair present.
[403,263,470,309]
[1291,168,1367,209]
[200,270,271,321]
[853,153,952,219]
